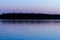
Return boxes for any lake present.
[0,20,60,40]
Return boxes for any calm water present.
[0,20,60,40]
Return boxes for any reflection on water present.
[1,19,60,24]
[0,20,60,40]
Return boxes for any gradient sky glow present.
[0,0,60,14]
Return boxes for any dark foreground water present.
[0,20,60,40]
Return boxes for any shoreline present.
[1,19,60,21]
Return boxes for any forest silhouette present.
[0,13,60,19]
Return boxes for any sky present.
[0,0,60,14]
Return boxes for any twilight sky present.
[0,0,60,14]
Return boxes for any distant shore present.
[0,13,60,19]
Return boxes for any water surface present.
[0,20,60,40]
